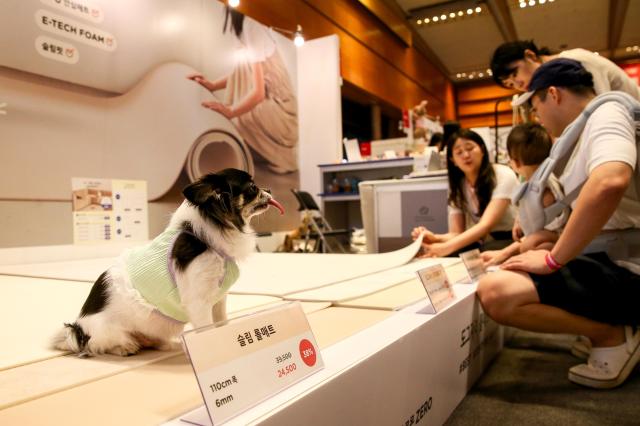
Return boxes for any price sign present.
[182,302,323,425]
[416,264,455,312]
[459,248,486,282]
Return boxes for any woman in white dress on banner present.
[188,7,298,174]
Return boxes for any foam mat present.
[231,237,423,296]
[0,257,115,282]
[286,257,459,302]
[0,275,92,371]
[0,306,391,424]
[334,279,427,311]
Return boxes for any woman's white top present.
[449,163,518,233]
[559,48,640,100]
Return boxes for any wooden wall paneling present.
[457,99,513,116]
[459,113,513,129]
[455,80,516,128]
[356,0,413,46]
[305,0,449,101]
[456,82,515,103]
[236,0,454,119]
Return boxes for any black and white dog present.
[52,169,284,356]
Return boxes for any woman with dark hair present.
[490,40,640,100]
[412,129,518,257]
[187,7,299,174]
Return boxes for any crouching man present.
[477,58,640,389]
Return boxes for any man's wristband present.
[545,252,563,271]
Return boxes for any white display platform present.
[0,241,500,425]
[0,237,424,294]
[167,284,501,426]
[286,257,459,303]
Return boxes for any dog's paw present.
[107,343,141,357]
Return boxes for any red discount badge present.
[299,339,317,367]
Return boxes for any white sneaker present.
[570,335,591,359]
[568,326,640,389]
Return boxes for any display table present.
[0,242,500,425]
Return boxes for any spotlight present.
[293,25,304,47]
[272,25,305,47]
[228,0,239,7]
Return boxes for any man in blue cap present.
[477,58,640,389]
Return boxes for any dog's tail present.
[51,322,91,355]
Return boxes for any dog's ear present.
[183,181,212,206]
[183,174,230,207]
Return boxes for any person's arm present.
[519,229,558,252]
[481,241,521,266]
[551,162,631,262]
[421,198,512,257]
[201,63,266,119]
[501,161,632,274]
[186,73,228,91]
[412,210,465,244]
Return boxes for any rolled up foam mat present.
[185,129,254,182]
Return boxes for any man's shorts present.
[531,252,640,325]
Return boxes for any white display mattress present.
[0,237,423,297]
[0,274,301,371]
[0,306,389,424]
[285,257,460,303]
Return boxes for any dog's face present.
[183,169,283,230]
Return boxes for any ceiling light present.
[424,18,430,23]
[417,19,422,24]
[458,11,464,16]
[293,25,305,47]
[467,8,473,14]
[475,6,482,13]
[456,73,461,78]
[449,12,456,18]
[440,14,447,20]
[478,72,484,77]
[520,1,527,7]
[539,0,547,3]
[469,74,475,79]
[528,0,536,6]
[272,25,305,47]
[433,16,439,22]
[228,0,239,7]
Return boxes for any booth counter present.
[0,242,500,425]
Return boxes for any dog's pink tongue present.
[268,198,285,215]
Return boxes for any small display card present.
[416,264,455,312]
[182,302,324,425]
[71,177,148,244]
[459,248,486,283]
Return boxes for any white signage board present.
[416,264,455,312]
[459,248,486,283]
[71,177,148,244]
[182,302,324,425]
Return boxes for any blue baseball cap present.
[512,58,594,106]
